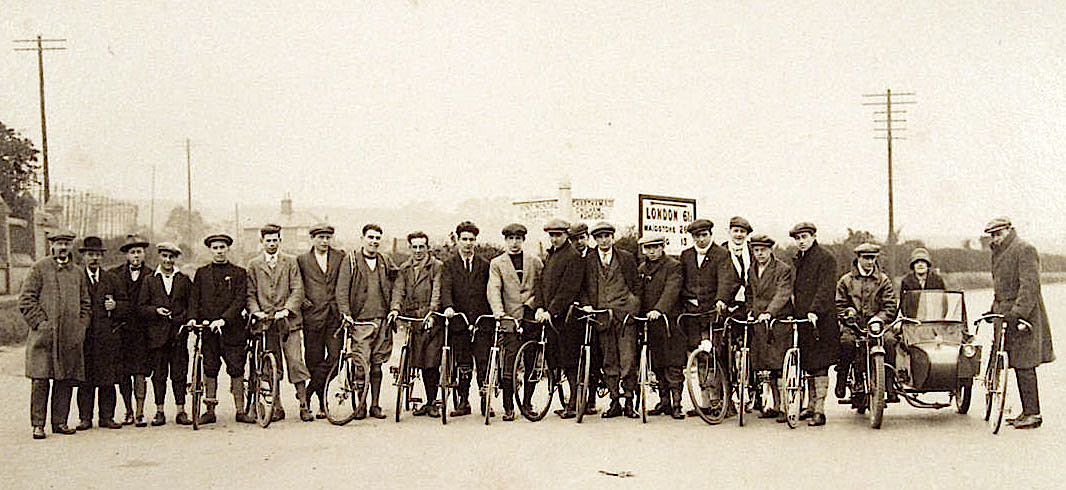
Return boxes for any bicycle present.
[512,317,570,422]
[389,314,431,423]
[566,305,611,424]
[429,311,467,426]
[623,314,670,424]
[681,310,728,425]
[479,314,515,426]
[973,313,1032,434]
[323,318,375,425]
[180,320,209,430]
[773,317,813,429]
[244,316,281,428]
[725,316,763,427]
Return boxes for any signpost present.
[638,194,696,256]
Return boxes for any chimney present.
[281,193,293,216]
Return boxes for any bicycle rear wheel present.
[638,345,650,424]
[439,346,452,426]
[575,347,591,424]
[686,348,726,425]
[394,345,409,423]
[870,354,885,430]
[514,341,553,422]
[325,355,362,425]
[256,352,279,428]
[781,348,802,429]
[242,348,257,421]
[988,352,1009,434]
[484,348,498,426]
[191,349,203,431]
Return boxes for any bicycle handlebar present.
[333,318,381,338]
[178,320,211,335]
[566,304,613,324]
[622,314,670,336]
[974,313,1033,332]
[769,317,812,329]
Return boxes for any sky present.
[3,2,1065,248]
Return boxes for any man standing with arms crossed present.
[440,221,492,417]
[790,222,838,426]
[337,224,396,420]
[246,224,313,422]
[533,218,585,419]
[297,223,345,419]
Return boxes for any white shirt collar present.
[598,247,613,264]
[155,265,177,278]
[694,244,710,256]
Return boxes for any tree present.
[162,205,210,253]
[0,121,41,217]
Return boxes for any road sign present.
[638,194,696,255]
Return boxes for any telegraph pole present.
[149,164,156,239]
[863,89,915,274]
[13,35,67,204]
[186,138,192,242]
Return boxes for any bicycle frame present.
[566,305,610,423]
[179,321,210,430]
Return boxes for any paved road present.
[0,288,1060,489]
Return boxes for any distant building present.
[513,179,614,233]
[240,195,322,255]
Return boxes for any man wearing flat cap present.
[568,222,590,258]
[836,242,899,409]
[636,234,685,419]
[189,233,252,424]
[532,218,586,418]
[20,230,90,439]
[440,221,492,417]
[110,234,152,426]
[985,217,1055,429]
[721,216,754,313]
[247,224,313,422]
[137,242,193,426]
[297,223,345,419]
[485,223,542,420]
[745,233,794,422]
[789,222,838,426]
[74,236,125,431]
[583,222,642,419]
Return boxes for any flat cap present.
[638,234,667,247]
[543,218,571,233]
[48,229,76,243]
[686,219,713,234]
[590,221,616,236]
[260,223,282,235]
[749,233,775,248]
[203,233,234,247]
[501,223,527,237]
[119,234,149,252]
[309,223,335,237]
[909,247,931,267]
[789,222,817,238]
[729,216,753,233]
[157,242,182,256]
[983,217,1012,234]
[78,236,105,252]
[853,242,882,256]
[568,222,588,238]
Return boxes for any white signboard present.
[638,194,697,255]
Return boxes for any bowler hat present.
[78,236,106,252]
[501,223,527,237]
[119,234,149,252]
[590,222,615,236]
[543,218,570,233]
[309,223,335,237]
[686,219,713,234]
[983,217,1012,235]
[789,222,817,238]
[749,233,775,248]
[729,216,753,233]
[47,229,76,243]
[157,242,182,256]
[203,233,234,247]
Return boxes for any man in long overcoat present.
[297,223,345,419]
[110,234,151,426]
[533,218,585,419]
[75,236,125,431]
[20,230,91,439]
[389,231,444,417]
[789,222,839,426]
[745,233,794,422]
[635,235,685,419]
[985,217,1055,429]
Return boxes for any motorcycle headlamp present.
[962,344,977,358]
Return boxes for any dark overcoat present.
[110,263,153,375]
[83,268,126,384]
[534,242,586,368]
[20,257,91,381]
[678,245,735,312]
[792,242,839,371]
[747,256,795,370]
[991,230,1055,369]
[637,255,684,368]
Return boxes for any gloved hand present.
[1004,311,1022,331]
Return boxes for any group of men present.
[20,214,1053,438]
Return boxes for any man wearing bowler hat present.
[297,223,345,419]
[111,234,152,426]
[20,230,91,439]
[636,234,685,419]
[138,242,194,426]
[75,236,125,431]
[984,217,1055,429]
[189,233,253,424]
[533,218,585,418]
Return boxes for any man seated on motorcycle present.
[835,242,899,403]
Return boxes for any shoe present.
[353,405,367,420]
[427,404,441,418]
[413,404,431,416]
[798,408,813,420]
[122,412,135,426]
[724,403,738,418]
[602,400,623,418]
[369,405,386,419]
[479,399,496,418]
[808,413,826,426]
[584,404,598,416]
[99,419,123,429]
[151,412,166,426]
[451,401,471,417]
[559,409,577,419]
[76,419,92,431]
[52,425,76,435]
[32,426,46,440]
[175,412,192,425]
[671,406,686,420]
[776,412,788,423]
[648,401,668,416]
[887,391,900,403]
[834,380,847,399]
[1013,414,1042,430]
[134,415,148,427]
[759,408,779,419]
[235,411,255,424]
[199,411,217,425]
[316,409,327,420]
[623,400,639,419]
[1006,415,1023,426]
[272,407,285,422]
[502,410,516,421]
[686,408,702,417]
[300,407,314,422]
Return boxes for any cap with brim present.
[568,222,588,238]
[853,242,882,256]
[157,242,182,256]
[749,233,774,248]
[78,236,105,252]
[119,234,149,252]
[309,223,335,237]
[909,247,931,267]
[729,216,753,233]
[590,222,615,236]
[638,234,667,247]
[789,222,817,238]
[983,217,1012,235]
[48,230,76,243]
[203,233,234,247]
[686,219,713,234]
[543,218,570,233]
[260,223,281,235]
[502,223,527,237]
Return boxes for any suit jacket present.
[336,250,397,319]
[678,245,734,311]
[246,252,305,331]
[746,256,794,318]
[440,254,492,319]
[391,256,443,317]
[638,255,682,317]
[722,242,754,304]
[534,241,585,318]
[487,252,542,319]
[109,263,152,330]
[83,267,124,384]
[137,269,193,349]
[585,247,641,315]
[297,247,345,330]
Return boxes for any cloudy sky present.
[3,2,1064,246]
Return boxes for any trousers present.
[31,379,74,428]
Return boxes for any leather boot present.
[648,389,670,416]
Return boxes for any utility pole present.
[186,137,192,243]
[863,89,915,274]
[150,164,156,240]
[13,35,67,204]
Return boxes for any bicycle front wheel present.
[484,348,498,426]
[191,349,204,431]
[325,355,363,425]
[781,348,802,429]
[638,345,650,424]
[988,351,1009,434]
[514,341,553,422]
[575,347,591,424]
[737,349,749,427]
[439,346,452,426]
[242,349,257,421]
[256,352,279,428]
[870,353,885,430]
[394,345,409,423]
[686,348,726,425]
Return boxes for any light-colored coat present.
[246,252,305,332]
[19,257,91,380]
[391,256,443,317]
[991,230,1055,368]
[487,252,542,319]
